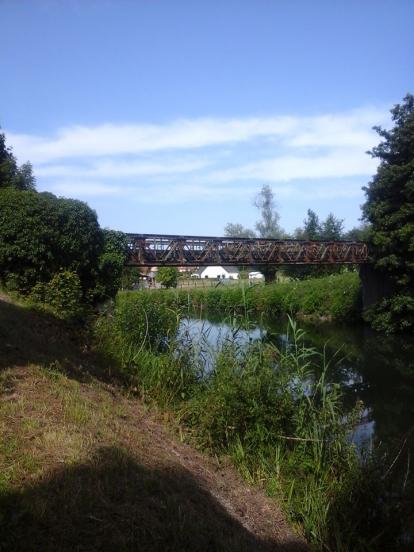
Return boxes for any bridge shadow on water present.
[0,446,306,552]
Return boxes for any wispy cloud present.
[7,106,387,202]
[207,148,377,183]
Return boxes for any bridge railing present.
[126,234,369,267]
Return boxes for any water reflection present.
[179,313,414,452]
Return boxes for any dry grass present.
[0,296,306,551]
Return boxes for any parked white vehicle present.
[248,271,265,280]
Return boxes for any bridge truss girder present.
[126,234,369,267]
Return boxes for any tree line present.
[225,186,369,243]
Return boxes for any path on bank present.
[0,295,307,551]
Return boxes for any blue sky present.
[1,0,413,235]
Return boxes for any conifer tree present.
[362,94,414,331]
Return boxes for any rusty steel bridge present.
[126,233,369,267]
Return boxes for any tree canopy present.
[224,223,256,238]
[0,130,36,191]
[362,93,414,332]
[0,189,103,295]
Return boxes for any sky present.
[1,0,413,236]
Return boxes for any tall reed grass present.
[137,271,362,322]
[94,293,408,550]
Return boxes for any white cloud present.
[8,116,297,163]
[208,148,377,183]
[6,105,387,204]
[7,107,387,164]
[36,158,210,178]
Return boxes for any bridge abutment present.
[359,264,392,310]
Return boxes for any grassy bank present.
[0,293,304,551]
[94,290,409,550]
[140,272,362,322]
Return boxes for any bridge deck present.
[126,234,369,267]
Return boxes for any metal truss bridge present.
[126,234,369,267]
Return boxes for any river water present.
[179,312,414,453]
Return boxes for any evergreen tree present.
[302,209,321,239]
[320,213,344,240]
[362,93,414,332]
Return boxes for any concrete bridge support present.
[359,264,392,310]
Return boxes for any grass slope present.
[0,295,306,552]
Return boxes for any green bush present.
[94,291,180,371]
[44,271,84,320]
[156,267,179,288]
[0,189,103,295]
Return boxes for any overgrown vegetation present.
[138,271,362,322]
[93,297,410,550]
[0,187,129,320]
[156,267,179,288]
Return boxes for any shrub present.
[0,189,103,295]
[156,267,179,288]
[44,271,84,320]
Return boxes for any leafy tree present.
[254,184,285,238]
[156,267,179,288]
[0,189,103,296]
[362,93,414,332]
[0,130,36,190]
[224,223,256,238]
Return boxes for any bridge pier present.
[359,264,392,309]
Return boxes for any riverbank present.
[142,272,362,322]
[0,294,306,551]
[93,288,410,550]
[1,289,411,550]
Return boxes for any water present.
[179,312,414,453]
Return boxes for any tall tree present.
[362,93,414,332]
[302,209,321,239]
[320,213,344,240]
[224,223,256,238]
[0,130,36,191]
[254,185,284,238]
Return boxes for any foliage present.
[0,188,103,296]
[45,271,84,320]
[343,222,371,242]
[156,267,179,288]
[0,130,36,191]
[92,229,129,301]
[95,291,179,358]
[320,212,344,240]
[362,93,414,332]
[224,223,256,238]
[93,303,408,549]
[120,266,142,290]
[146,272,362,322]
[254,184,285,238]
